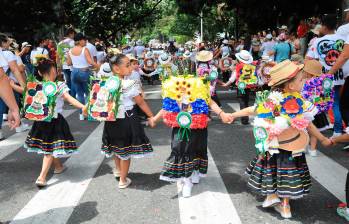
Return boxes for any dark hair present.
[108,52,127,67]
[321,14,337,31]
[65,27,76,37]
[74,33,86,42]
[96,44,104,52]
[36,57,55,81]
[0,33,9,46]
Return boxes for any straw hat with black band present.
[196,50,213,62]
[268,60,304,87]
[277,127,309,153]
[303,59,322,77]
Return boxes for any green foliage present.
[66,0,163,39]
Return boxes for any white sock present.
[183,177,192,185]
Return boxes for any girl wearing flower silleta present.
[231,60,332,219]
[102,53,155,189]
[150,53,233,198]
[24,57,86,188]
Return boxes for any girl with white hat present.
[223,50,258,125]
[230,60,332,219]
[140,51,158,85]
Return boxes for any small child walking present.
[24,57,86,187]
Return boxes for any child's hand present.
[321,138,333,147]
[82,105,88,117]
[148,117,156,128]
[220,112,234,124]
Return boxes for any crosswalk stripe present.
[0,109,76,161]
[306,152,347,202]
[10,123,104,224]
[178,148,242,224]
[227,103,347,202]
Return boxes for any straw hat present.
[108,48,121,55]
[303,60,322,76]
[268,60,304,87]
[145,51,154,59]
[222,39,229,44]
[278,128,309,152]
[196,50,213,62]
[158,53,172,64]
[235,50,253,64]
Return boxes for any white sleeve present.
[306,40,317,59]
[16,55,23,65]
[3,51,17,62]
[0,51,7,67]
[228,70,237,83]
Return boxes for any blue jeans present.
[63,69,76,98]
[333,85,343,133]
[71,68,91,113]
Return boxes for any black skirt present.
[246,149,311,199]
[101,108,153,160]
[313,112,329,130]
[160,128,208,182]
[25,113,78,158]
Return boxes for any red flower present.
[26,96,33,105]
[283,98,300,114]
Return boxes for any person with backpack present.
[269,33,295,63]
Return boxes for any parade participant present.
[141,51,157,85]
[101,53,155,189]
[57,28,75,97]
[134,40,145,59]
[67,33,99,120]
[30,37,49,65]
[231,60,332,219]
[223,50,258,124]
[219,51,234,82]
[19,41,33,74]
[150,64,233,198]
[158,52,178,77]
[302,60,332,157]
[24,56,87,188]
[307,14,348,138]
[196,50,221,107]
[182,50,192,74]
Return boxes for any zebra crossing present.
[0,89,348,224]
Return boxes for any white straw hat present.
[235,50,253,64]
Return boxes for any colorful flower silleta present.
[253,91,316,155]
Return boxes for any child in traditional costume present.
[140,51,157,85]
[150,63,233,198]
[195,50,221,107]
[302,60,333,157]
[224,50,258,124]
[99,53,155,189]
[24,57,86,188]
[231,60,332,219]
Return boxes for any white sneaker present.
[79,114,85,121]
[309,149,318,157]
[191,171,200,184]
[3,114,8,121]
[182,181,193,198]
[332,132,342,138]
[15,123,30,133]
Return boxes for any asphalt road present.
[0,84,348,224]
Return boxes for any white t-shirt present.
[96,51,107,64]
[0,49,9,68]
[126,70,141,83]
[307,33,348,85]
[30,47,49,62]
[337,23,349,37]
[2,50,18,82]
[261,41,276,56]
[134,45,145,58]
[86,42,98,58]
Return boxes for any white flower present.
[274,116,289,130]
[268,91,284,105]
[253,117,270,128]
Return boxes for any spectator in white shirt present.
[30,38,49,64]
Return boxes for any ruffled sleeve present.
[303,100,318,121]
[57,81,70,97]
[122,80,141,99]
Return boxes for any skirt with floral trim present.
[101,108,153,160]
[25,113,78,158]
[246,149,311,199]
[160,128,208,182]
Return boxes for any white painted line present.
[0,109,76,161]
[306,151,347,202]
[11,123,104,224]
[178,148,242,224]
